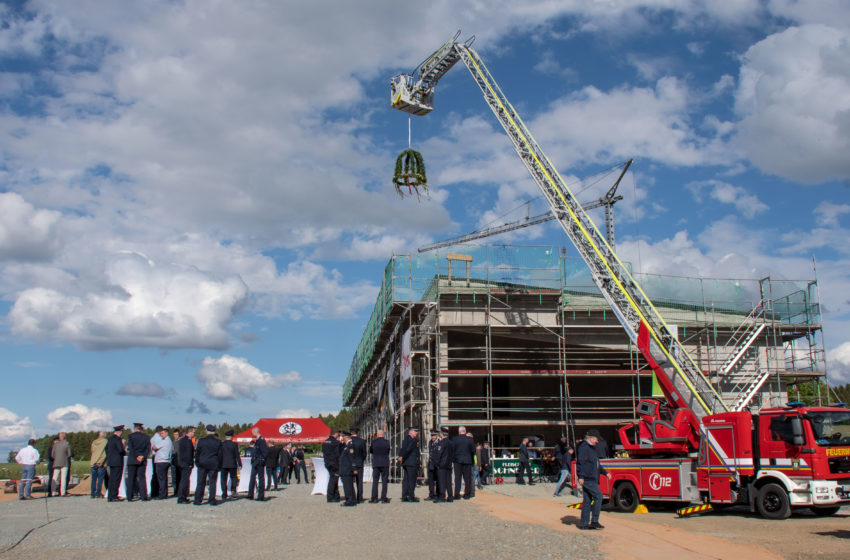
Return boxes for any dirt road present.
[482,484,849,560]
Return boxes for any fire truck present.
[588,399,850,518]
[390,33,850,518]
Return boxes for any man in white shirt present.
[150,425,173,499]
[15,439,40,500]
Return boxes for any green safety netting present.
[343,244,820,402]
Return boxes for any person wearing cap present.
[434,426,454,502]
[350,428,367,502]
[247,426,268,501]
[176,426,195,504]
[516,436,533,485]
[150,425,172,499]
[322,429,341,503]
[576,428,608,530]
[194,424,222,506]
[89,431,107,499]
[426,430,439,500]
[105,425,127,502]
[126,422,151,501]
[338,431,357,506]
[219,429,241,500]
[369,429,390,503]
[398,425,421,502]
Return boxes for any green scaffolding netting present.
[342,244,820,402]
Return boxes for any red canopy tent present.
[234,417,331,445]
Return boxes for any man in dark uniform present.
[516,436,533,485]
[350,428,367,502]
[398,425,420,502]
[369,429,390,503]
[219,430,241,500]
[176,426,195,504]
[452,426,476,499]
[126,422,151,501]
[426,430,439,500]
[171,430,182,497]
[434,426,454,502]
[577,428,608,530]
[293,445,308,483]
[194,424,222,506]
[105,425,126,502]
[338,431,357,506]
[265,444,281,491]
[322,430,341,502]
[279,444,292,484]
[248,427,268,500]
[480,441,491,485]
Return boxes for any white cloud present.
[46,403,113,432]
[0,408,34,442]
[276,409,313,419]
[8,252,249,350]
[196,354,300,400]
[116,382,171,398]
[687,180,769,218]
[734,24,850,184]
[0,192,62,261]
[828,341,850,385]
[815,201,850,227]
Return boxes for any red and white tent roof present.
[233,417,331,444]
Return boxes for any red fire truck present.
[577,399,850,518]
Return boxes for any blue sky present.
[2,1,850,455]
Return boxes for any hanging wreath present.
[393,149,429,202]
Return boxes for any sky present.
[1,0,850,455]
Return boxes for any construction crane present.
[391,33,730,430]
[417,159,631,253]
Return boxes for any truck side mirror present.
[790,417,804,446]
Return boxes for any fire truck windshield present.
[806,411,850,446]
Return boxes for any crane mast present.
[391,34,729,425]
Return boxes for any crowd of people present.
[320,424,496,506]
[14,420,610,530]
[13,422,311,505]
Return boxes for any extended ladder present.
[391,35,733,423]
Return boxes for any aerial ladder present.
[391,33,733,443]
[417,159,630,253]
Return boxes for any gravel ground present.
[0,482,600,560]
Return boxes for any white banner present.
[401,328,412,381]
[388,360,395,415]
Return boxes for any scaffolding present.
[344,244,826,461]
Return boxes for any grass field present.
[0,461,91,479]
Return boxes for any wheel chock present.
[676,503,713,517]
[634,504,649,514]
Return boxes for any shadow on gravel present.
[815,530,850,539]
[560,515,582,527]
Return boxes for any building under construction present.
[343,244,827,459]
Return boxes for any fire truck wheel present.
[810,505,840,516]
[756,483,791,519]
[612,481,639,513]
